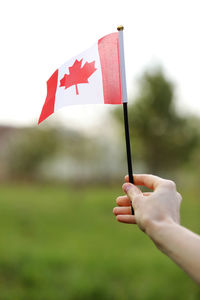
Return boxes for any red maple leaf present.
[59,59,97,95]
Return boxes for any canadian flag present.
[38,32,123,124]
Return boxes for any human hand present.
[113,174,182,237]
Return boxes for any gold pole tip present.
[117,25,124,31]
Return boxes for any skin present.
[113,174,200,285]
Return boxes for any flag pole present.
[117,25,134,215]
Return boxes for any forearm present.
[147,221,200,285]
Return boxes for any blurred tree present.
[6,127,59,180]
[4,124,123,183]
[114,68,200,174]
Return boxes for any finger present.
[113,206,132,216]
[116,214,136,224]
[122,183,142,199]
[177,192,182,203]
[116,195,131,206]
[125,174,164,190]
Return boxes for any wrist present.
[145,219,180,252]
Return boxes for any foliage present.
[3,126,124,183]
[0,182,199,299]
[115,68,200,174]
[6,127,59,180]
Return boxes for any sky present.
[0,0,200,130]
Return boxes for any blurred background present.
[0,0,200,299]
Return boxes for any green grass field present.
[0,182,199,299]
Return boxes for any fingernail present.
[123,183,132,193]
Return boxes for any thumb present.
[122,183,142,202]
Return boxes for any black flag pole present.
[117,26,134,215]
